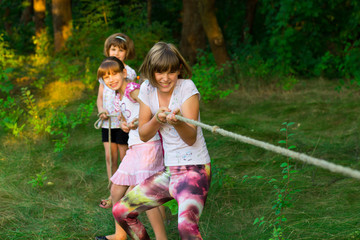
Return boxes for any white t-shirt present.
[99,65,136,128]
[114,82,160,147]
[138,79,211,166]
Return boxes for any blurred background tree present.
[1,0,359,80]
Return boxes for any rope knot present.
[212,125,220,133]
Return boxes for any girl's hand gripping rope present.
[94,111,111,129]
[120,118,139,133]
[155,107,168,124]
[128,118,139,130]
[166,108,181,126]
[98,111,109,120]
[120,121,130,133]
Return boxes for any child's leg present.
[145,207,167,240]
[107,184,130,240]
[104,142,120,178]
[112,170,173,240]
[100,141,119,209]
[126,186,167,240]
[169,164,211,240]
[158,205,166,222]
[117,143,128,161]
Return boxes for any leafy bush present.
[192,52,234,102]
[0,96,24,137]
[0,86,95,152]
[49,100,95,152]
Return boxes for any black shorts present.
[102,128,129,145]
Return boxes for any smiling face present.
[102,70,126,91]
[154,69,180,94]
[97,57,127,92]
[109,45,127,62]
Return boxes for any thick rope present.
[165,112,360,180]
[95,113,118,189]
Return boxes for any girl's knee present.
[112,201,129,222]
[177,205,202,238]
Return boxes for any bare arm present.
[138,99,163,142]
[166,94,199,146]
[96,83,108,119]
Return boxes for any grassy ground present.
[1,79,360,239]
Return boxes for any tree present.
[198,0,230,66]
[242,0,258,43]
[51,0,72,53]
[180,0,206,65]
[34,0,46,37]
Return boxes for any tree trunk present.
[180,0,207,65]
[198,0,230,66]
[242,0,258,43]
[34,0,46,37]
[21,0,33,25]
[52,0,72,53]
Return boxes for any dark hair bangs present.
[97,60,122,79]
[153,50,181,73]
[110,39,127,50]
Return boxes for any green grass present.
[1,79,360,239]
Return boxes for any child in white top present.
[96,57,167,240]
[112,42,211,240]
[97,33,136,210]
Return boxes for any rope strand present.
[166,112,360,180]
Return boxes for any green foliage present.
[50,100,95,152]
[192,52,235,102]
[0,86,95,152]
[217,0,360,86]
[243,121,300,240]
[0,96,24,136]
[0,67,14,94]
[348,230,360,239]
[147,0,183,39]
[27,171,48,188]
[64,0,172,86]
[0,34,17,94]
[0,0,35,53]
[338,42,360,86]
[112,1,172,68]
[21,87,51,134]
[31,28,52,68]
[52,57,82,82]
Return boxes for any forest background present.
[1,0,360,239]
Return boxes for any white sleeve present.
[138,80,151,107]
[126,66,137,81]
[181,79,200,104]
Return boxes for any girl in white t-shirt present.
[95,57,167,240]
[112,42,211,240]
